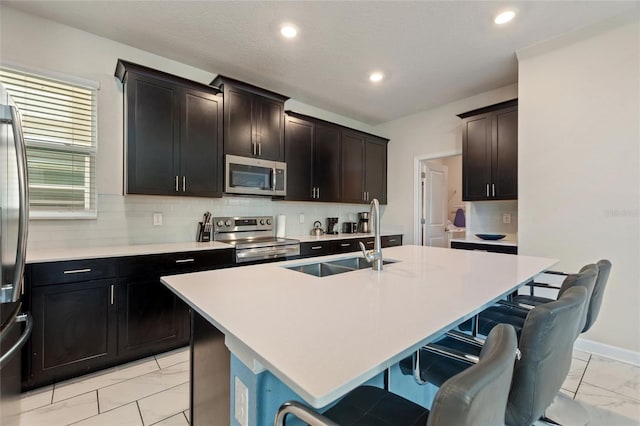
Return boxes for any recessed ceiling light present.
[280,25,298,38]
[494,10,516,25]
[369,72,384,83]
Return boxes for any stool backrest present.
[427,324,517,426]
[558,264,597,334]
[583,260,612,332]
[506,286,588,426]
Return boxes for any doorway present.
[417,154,463,247]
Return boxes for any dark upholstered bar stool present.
[400,286,588,426]
[474,263,599,338]
[275,324,518,426]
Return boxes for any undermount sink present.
[285,257,398,278]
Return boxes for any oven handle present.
[236,245,300,260]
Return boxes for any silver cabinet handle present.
[182,176,186,192]
[363,192,366,201]
[258,142,262,156]
[311,246,323,250]
[366,241,374,245]
[340,243,351,247]
[63,268,92,274]
[486,184,490,197]
[312,187,317,199]
[252,140,256,156]
[110,284,114,305]
[175,176,179,192]
[492,183,495,197]
[175,258,195,264]
[317,187,320,199]
[389,239,397,242]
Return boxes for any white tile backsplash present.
[467,200,518,235]
[27,194,378,250]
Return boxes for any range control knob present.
[260,219,265,225]
[216,220,224,227]
[225,220,232,227]
[266,218,272,225]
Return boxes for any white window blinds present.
[0,68,97,218]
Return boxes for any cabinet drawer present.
[382,235,402,248]
[450,241,517,255]
[300,242,334,257]
[30,259,117,287]
[119,249,234,277]
[332,239,359,253]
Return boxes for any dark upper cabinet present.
[211,75,288,161]
[115,59,223,197]
[285,113,341,202]
[458,99,518,201]
[341,130,388,204]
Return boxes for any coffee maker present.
[358,212,370,233]
[326,217,339,234]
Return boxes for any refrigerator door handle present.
[0,105,29,304]
[0,311,32,370]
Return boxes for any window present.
[0,67,97,218]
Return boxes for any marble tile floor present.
[16,347,640,425]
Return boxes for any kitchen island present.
[161,245,556,425]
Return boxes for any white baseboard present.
[575,337,640,366]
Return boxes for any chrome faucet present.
[359,198,383,271]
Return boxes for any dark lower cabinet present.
[29,279,117,388]
[116,277,188,360]
[299,235,403,258]
[24,248,234,390]
[450,241,517,255]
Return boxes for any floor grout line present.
[136,400,145,426]
[574,354,591,399]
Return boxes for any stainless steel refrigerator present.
[0,83,32,425]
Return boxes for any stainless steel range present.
[213,216,300,263]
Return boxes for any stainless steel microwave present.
[225,155,287,196]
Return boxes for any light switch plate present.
[502,213,511,224]
[153,212,163,226]
[299,213,305,224]
[234,376,248,426]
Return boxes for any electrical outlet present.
[152,212,163,226]
[299,213,305,224]
[502,213,511,224]
[234,376,248,426]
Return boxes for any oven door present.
[225,155,286,196]
[236,244,300,263]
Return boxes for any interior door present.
[422,162,448,247]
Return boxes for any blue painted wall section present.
[230,353,437,425]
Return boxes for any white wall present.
[374,84,518,244]
[518,19,640,353]
[0,6,380,249]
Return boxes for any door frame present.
[413,151,461,245]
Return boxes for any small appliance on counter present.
[310,221,325,236]
[342,222,357,233]
[358,212,370,233]
[326,217,339,234]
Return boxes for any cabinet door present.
[462,113,492,201]
[30,279,116,387]
[364,138,387,204]
[180,89,223,197]
[492,107,518,199]
[314,123,341,202]
[117,277,187,359]
[285,116,314,201]
[341,131,365,203]
[224,88,255,157]
[255,97,285,161]
[126,74,180,195]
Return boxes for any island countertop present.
[161,245,556,408]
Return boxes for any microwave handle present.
[272,167,277,190]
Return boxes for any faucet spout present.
[358,198,383,271]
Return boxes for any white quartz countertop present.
[26,233,402,263]
[450,234,518,247]
[26,241,233,263]
[161,245,556,408]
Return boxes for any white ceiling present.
[4,1,639,125]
